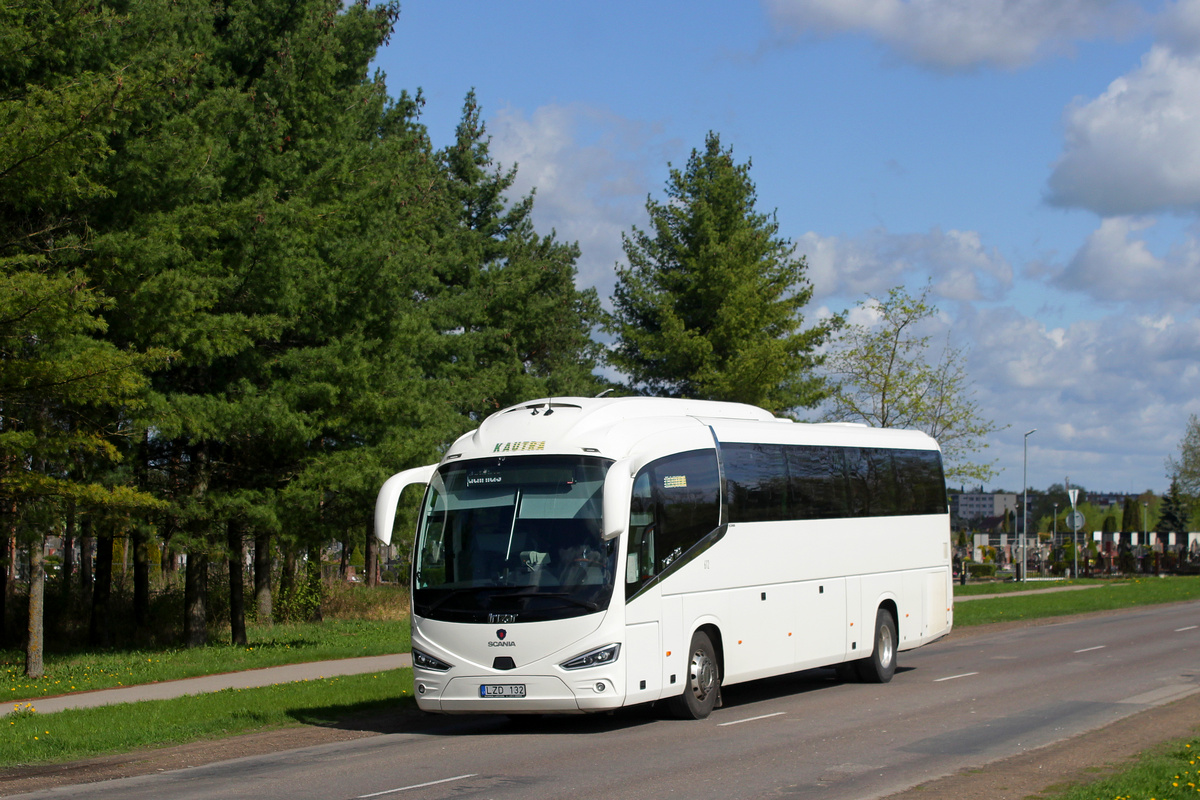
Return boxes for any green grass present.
[1039,738,1200,800]
[953,576,1200,627]
[2,618,410,702]
[1,669,416,767]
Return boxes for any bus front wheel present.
[668,630,720,720]
[856,608,897,683]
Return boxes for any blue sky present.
[374,0,1200,496]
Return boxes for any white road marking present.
[1175,625,1198,632]
[1074,646,1106,653]
[934,672,978,682]
[358,774,478,797]
[719,711,786,727]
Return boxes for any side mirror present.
[374,464,436,545]
[602,458,634,541]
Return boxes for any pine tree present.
[605,132,839,414]
[85,0,454,642]
[1156,478,1188,542]
[428,91,605,417]
[1,0,167,665]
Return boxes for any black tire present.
[667,630,721,720]
[855,608,898,684]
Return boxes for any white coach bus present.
[375,396,952,720]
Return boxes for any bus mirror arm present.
[602,459,635,541]
[374,464,436,546]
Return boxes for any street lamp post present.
[1022,428,1037,583]
[1053,503,1058,547]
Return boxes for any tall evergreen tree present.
[1,0,166,661]
[86,0,455,642]
[1156,478,1188,542]
[605,132,838,414]
[429,90,606,417]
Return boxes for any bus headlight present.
[412,647,453,671]
[560,643,620,670]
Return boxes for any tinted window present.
[724,443,788,522]
[787,445,849,518]
[721,442,945,522]
[626,449,721,596]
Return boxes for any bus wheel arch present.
[668,626,723,720]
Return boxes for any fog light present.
[595,682,606,693]
[418,684,426,694]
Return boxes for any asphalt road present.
[9,601,1199,800]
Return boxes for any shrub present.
[967,562,996,578]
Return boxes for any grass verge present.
[953,576,1200,627]
[1041,738,1200,800]
[3,618,410,701]
[1,669,416,767]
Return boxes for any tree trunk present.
[227,520,247,646]
[0,507,11,648]
[25,538,45,678]
[254,529,272,624]
[365,524,378,587]
[89,524,113,647]
[79,515,94,596]
[133,524,150,630]
[61,501,76,602]
[184,551,208,647]
[306,547,323,623]
[338,532,350,580]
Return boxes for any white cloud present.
[1047,44,1200,216]
[1052,217,1200,305]
[1157,0,1200,55]
[954,304,1200,491]
[796,227,1012,302]
[487,103,674,302]
[763,0,1141,70]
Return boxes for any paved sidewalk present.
[953,583,1108,602]
[2,653,411,717]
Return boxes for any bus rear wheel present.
[856,608,897,683]
[668,631,720,720]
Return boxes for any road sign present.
[1068,510,1085,529]
[1068,489,1079,509]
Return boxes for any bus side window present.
[627,472,654,585]
[626,449,720,594]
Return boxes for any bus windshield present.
[412,455,616,623]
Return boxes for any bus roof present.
[444,396,940,465]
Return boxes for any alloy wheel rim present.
[689,648,716,701]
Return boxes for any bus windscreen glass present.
[412,455,616,623]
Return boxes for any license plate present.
[480,684,526,698]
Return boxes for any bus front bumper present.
[414,672,625,714]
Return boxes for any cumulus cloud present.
[954,304,1200,490]
[1052,217,1200,305]
[1157,0,1200,55]
[1047,45,1200,216]
[762,0,1141,70]
[796,226,1013,302]
[487,103,673,302]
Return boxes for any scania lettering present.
[375,396,953,719]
